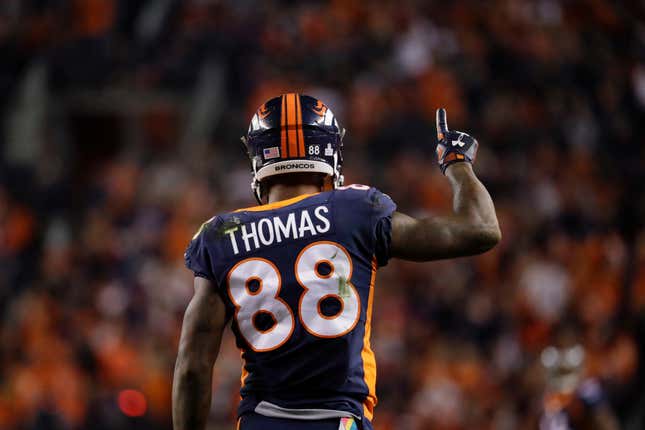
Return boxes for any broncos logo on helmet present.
[241,94,345,204]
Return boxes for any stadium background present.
[1,0,644,429]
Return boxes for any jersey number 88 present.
[226,241,360,352]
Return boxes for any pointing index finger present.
[436,108,449,140]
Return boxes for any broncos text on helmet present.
[241,93,345,203]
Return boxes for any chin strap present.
[332,151,344,188]
[250,157,264,204]
[334,130,345,188]
[242,136,263,204]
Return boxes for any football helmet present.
[242,93,345,203]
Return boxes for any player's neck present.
[267,184,321,203]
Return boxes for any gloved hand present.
[435,108,479,174]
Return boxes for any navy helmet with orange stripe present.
[242,93,345,203]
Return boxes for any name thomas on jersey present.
[227,205,331,254]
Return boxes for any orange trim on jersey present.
[361,258,378,421]
[317,294,344,320]
[314,259,335,279]
[233,192,319,212]
[286,93,299,157]
[296,94,305,157]
[239,350,249,396]
[226,257,295,353]
[280,95,288,158]
[245,276,263,296]
[294,241,361,339]
[236,417,242,430]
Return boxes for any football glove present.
[435,108,478,174]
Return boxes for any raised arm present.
[390,108,501,261]
[173,277,227,430]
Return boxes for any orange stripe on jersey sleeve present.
[361,258,378,421]
[240,350,249,398]
[296,94,305,157]
[280,95,288,158]
[286,93,299,157]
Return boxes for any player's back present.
[184,185,396,424]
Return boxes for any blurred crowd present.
[1,0,645,429]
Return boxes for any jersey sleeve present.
[368,187,397,267]
[184,217,218,282]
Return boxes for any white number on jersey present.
[227,241,360,351]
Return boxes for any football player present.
[173,94,500,430]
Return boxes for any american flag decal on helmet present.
[263,146,280,160]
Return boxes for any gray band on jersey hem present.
[254,401,361,421]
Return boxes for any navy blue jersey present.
[184,185,396,423]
